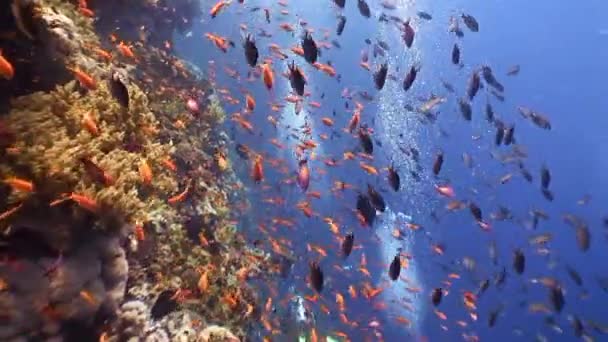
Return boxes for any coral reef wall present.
[0,1,275,341]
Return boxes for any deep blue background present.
[176,0,608,340]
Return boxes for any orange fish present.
[291,46,304,56]
[139,160,152,185]
[252,155,264,182]
[210,0,229,18]
[0,49,15,80]
[168,181,190,204]
[117,41,136,60]
[134,224,145,241]
[245,94,256,111]
[347,110,360,133]
[321,117,334,126]
[94,48,112,62]
[262,63,274,90]
[68,67,97,90]
[82,111,99,136]
[80,290,98,306]
[198,270,209,293]
[0,203,23,221]
[4,177,34,192]
[280,23,295,32]
[162,157,177,172]
[78,6,94,17]
[51,193,98,213]
[435,184,455,198]
[359,162,378,175]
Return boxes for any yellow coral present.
[3,80,177,224]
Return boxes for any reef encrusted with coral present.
[0,1,275,341]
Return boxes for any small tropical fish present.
[302,32,318,64]
[389,254,401,281]
[109,72,129,108]
[336,15,346,35]
[309,261,324,292]
[0,50,15,80]
[342,232,354,257]
[513,249,525,274]
[432,288,443,306]
[402,20,415,48]
[243,35,259,67]
[461,13,479,32]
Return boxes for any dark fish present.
[495,267,507,287]
[576,225,590,252]
[367,184,386,212]
[309,261,324,292]
[374,63,388,90]
[359,128,373,154]
[432,152,443,176]
[109,72,129,109]
[469,202,482,221]
[431,288,442,306]
[378,13,389,23]
[478,279,490,296]
[485,102,495,122]
[403,65,419,91]
[377,40,390,51]
[570,315,584,338]
[388,165,400,191]
[492,206,512,221]
[494,121,505,146]
[481,66,504,92]
[467,71,480,100]
[507,64,520,76]
[491,89,505,102]
[342,232,354,257]
[451,43,461,65]
[504,125,515,145]
[80,157,111,186]
[235,143,250,160]
[264,8,270,23]
[333,0,346,8]
[151,290,178,320]
[389,254,401,281]
[364,38,372,45]
[540,165,551,189]
[488,307,501,327]
[336,15,347,36]
[288,61,306,96]
[331,40,341,49]
[513,249,525,274]
[458,98,472,121]
[518,106,552,130]
[402,20,415,48]
[566,266,583,286]
[243,35,259,67]
[542,188,554,201]
[417,11,432,20]
[302,32,318,64]
[357,0,371,18]
[357,194,376,226]
[442,80,455,93]
[549,285,565,313]
[461,13,479,32]
[519,162,533,182]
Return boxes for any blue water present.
[176,0,608,340]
